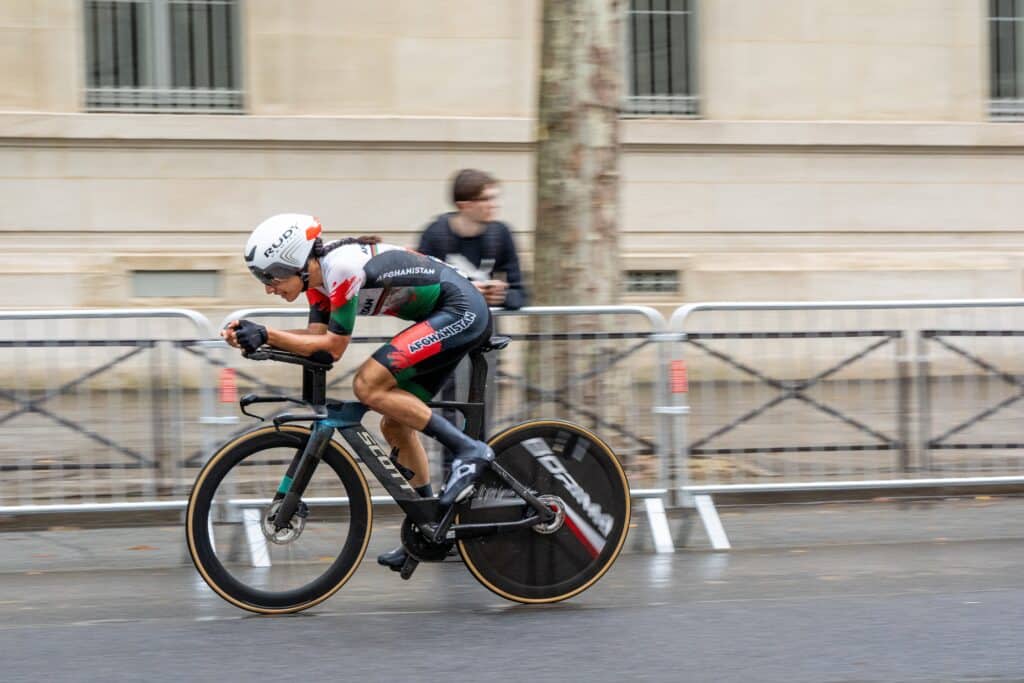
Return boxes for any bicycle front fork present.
[272,422,333,531]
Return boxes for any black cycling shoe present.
[378,543,458,572]
[438,441,494,508]
[377,545,407,572]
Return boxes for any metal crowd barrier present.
[0,305,668,524]
[6,301,1024,558]
[668,299,1024,549]
[0,309,215,511]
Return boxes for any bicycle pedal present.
[399,556,419,580]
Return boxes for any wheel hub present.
[532,495,566,534]
[262,500,307,545]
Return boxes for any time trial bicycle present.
[186,336,631,614]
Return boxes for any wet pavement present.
[2,497,1023,682]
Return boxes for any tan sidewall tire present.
[185,425,373,614]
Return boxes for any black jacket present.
[417,213,528,310]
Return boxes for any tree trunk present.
[534,0,622,306]
[526,0,623,428]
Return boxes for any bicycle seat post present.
[302,365,327,406]
[467,335,510,404]
[467,350,489,405]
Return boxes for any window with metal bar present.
[989,0,1024,119]
[84,0,242,113]
[624,269,680,294]
[623,0,698,117]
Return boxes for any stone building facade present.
[1,0,1022,320]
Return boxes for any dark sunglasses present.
[249,264,299,286]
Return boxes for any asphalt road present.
[2,528,1023,683]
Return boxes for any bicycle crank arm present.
[429,503,458,544]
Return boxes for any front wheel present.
[186,425,373,614]
[457,420,631,603]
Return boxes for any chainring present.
[400,516,453,562]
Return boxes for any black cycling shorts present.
[371,271,492,402]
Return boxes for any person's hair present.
[451,169,498,204]
[312,235,382,259]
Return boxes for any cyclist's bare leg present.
[356,360,443,570]
[379,416,429,488]
[352,359,433,429]
[354,358,492,506]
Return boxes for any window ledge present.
[0,112,534,144]
[3,113,1024,149]
[622,119,1024,149]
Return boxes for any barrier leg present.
[644,497,675,554]
[694,494,731,551]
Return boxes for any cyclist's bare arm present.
[281,323,328,336]
[221,320,348,360]
[266,326,350,361]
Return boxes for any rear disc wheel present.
[456,420,631,603]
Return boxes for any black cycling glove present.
[233,319,268,353]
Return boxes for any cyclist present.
[221,214,495,568]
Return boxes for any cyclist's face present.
[264,275,303,302]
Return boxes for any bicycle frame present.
[253,347,554,541]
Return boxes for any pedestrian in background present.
[417,169,529,477]
[418,169,528,310]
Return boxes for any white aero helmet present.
[244,213,323,287]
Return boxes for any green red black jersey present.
[307,243,462,336]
